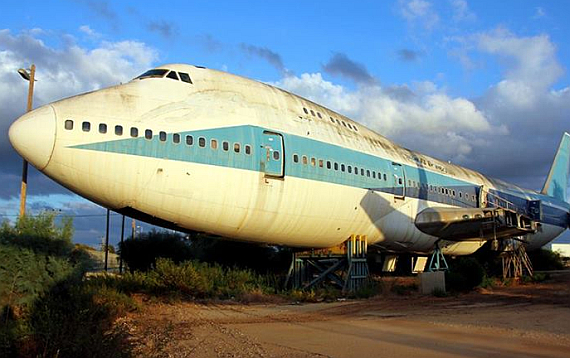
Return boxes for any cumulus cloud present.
[399,0,440,30]
[277,35,569,192]
[0,29,158,198]
[275,67,501,165]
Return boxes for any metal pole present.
[119,215,125,274]
[132,218,136,239]
[104,209,110,272]
[19,64,35,218]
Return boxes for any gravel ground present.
[121,272,570,358]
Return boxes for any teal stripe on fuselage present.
[70,125,569,227]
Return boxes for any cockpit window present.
[179,72,192,84]
[135,69,168,80]
[166,71,179,80]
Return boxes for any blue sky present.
[0,0,569,246]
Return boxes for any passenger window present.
[348,166,352,173]
[361,168,364,176]
[159,131,167,142]
[293,154,299,163]
[166,71,179,80]
[354,125,358,131]
[303,156,308,165]
[82,121,90,132]
[354,167,359,176]
[366,170,370,177]
[347,123,353,130]
[245,145,251,155]
[115,125,123,136]
[178,72,192,84]
[99,123,107,134]
[383,174,387,181]
[342,121,347,127]
[372,172,376,179]
[130,127,138,137]
[326,160,331,169]
[65,120,73,130]
[398,178,403,185]
[222,141,229,151]
[317,112,322,119]
[303,108,309,114]
[173,133,180,144]
[199,137,206,147]
[310,110,315,116]
[273,151,280,160]
[341,164,345,172]
[330,117,335,123]
[319,159,324,168]
[211,139,218,149]
[145,129,153,140]
[186,135,193,146]
[310,157,316,166]
[234,143,240,153]
[334,162,339,170]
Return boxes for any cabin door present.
[392,162,405,199]
[262,131,284,178]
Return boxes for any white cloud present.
[450,0,476,22]
[0,29,159,195]
[274,71,502,164]
[533,7,546,19]
[399,0,440,30]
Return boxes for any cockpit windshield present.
[135,69,168,80]
[134,69,193,84]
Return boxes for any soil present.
[119,272,570,358]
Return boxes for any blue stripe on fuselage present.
[70,125,569,228]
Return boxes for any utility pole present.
[17,64,36,218]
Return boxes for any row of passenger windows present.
[292,153,388,181]
[63,120,252,155]
[302,107,359,133]
[405,179,477,202]
[64,119,473,201]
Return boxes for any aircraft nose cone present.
[9,105,56,171]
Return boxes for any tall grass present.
[92,258,275,300]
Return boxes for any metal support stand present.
[500,238,533,279]
[427,240,449,272]
[285,235,369,292]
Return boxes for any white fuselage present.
[9,64,569,254]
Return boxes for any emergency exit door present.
[262,132,284,177]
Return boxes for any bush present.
[0,214,132,358]
[25,278,131,358]
[446,257,485,291]
[119,230,192,272]
[528,249,565,271]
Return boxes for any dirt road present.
[122,273,570,357]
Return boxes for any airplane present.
[8,64,570,261]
